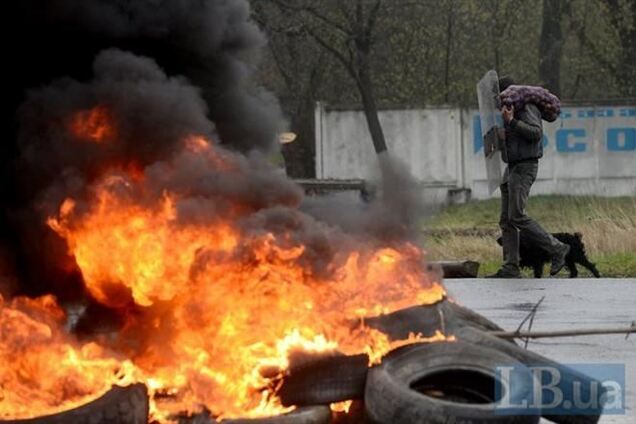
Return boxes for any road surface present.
[444,278,635,424]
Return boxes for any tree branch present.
[366,0,384,39]
[305,27,358,81]
[270,0,352,36]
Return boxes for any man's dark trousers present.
[499,162,562,272]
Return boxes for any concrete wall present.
[315,103,636,203]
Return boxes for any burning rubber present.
[0,298,611,423]
[2,3,620,424]
[0,384,148,424]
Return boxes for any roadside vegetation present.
[423,196,636,278]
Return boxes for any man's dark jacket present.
[502,103,543,164]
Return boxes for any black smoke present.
[7,0,283,153]
[300,152,429,242]
[2,0,427,304]
[3,0,285,298]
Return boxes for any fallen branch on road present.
[490,323,636,340]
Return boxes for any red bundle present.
[499,85,561,122]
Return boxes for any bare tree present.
[443,0,456,103]
[538,0,568,96]
[253,4,331,177]
[604,0,636,96]
[255,0,629,157]
[269,0,391,154]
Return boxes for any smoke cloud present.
[3,0,428,305]
[8,0,283,153]
[4,0,287,298]
[0,3,438,418]
[301,152,428,242]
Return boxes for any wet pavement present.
[444,278,635,424]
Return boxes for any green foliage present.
[252,0,634,176]
[477,255,636,278]
[427,195,636,230]
[592,252,636,278]
[254,0,634,109]
[424,196,636,278]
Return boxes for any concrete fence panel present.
[316,103,636,203]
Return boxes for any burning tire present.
[365,303,446,340]
[222,406,332,424]
[456,327,606,424]
[0,384,148,424]
[364,342,539,424]
[365,299,503,342]
[278,354,369,407]
[440,300,505,333]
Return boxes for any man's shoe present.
[550,244,571,276]
[486,268,522,278]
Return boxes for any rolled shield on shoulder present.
[476,70,505,194]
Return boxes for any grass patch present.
[593,253,636,278]
[424,196,636,278]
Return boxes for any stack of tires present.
[0,300,604,424]
[261,299,605,424]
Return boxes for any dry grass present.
[423,196,636,277]
[424,234,499,263]
[555,203,636,255]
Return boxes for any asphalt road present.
[444,278,635,424]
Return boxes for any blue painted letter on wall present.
[556,129,586,152]
[607,128,636,151]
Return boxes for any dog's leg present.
[580,259,601,278]
[533,264,543,278]
[566,259,578,278]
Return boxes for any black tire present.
[456,327,605,424]
[439,301,505,333]
[429,261,480,278]
[365,299,504,342]
[0,384,148,424]
[221,406,332,424]
[365,302,447,340]
[365,341,540,424]
[278,354,368,407]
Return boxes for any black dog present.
[496,232,601,278]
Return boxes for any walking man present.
[489,76,570,278]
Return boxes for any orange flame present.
[368,330,456,365]
[69,105,115,143]
[0,294,139,419]
[331,400,353,413]
[4,136,447,421]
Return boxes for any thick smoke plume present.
[3,0,427,303]
[301,152,428,242]
[0,2,438,418]
[4,0,286,298]
[8,0,283,152]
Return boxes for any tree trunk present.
[356,63,388,154]
[282,94,316,178]
[627,1,636,96]
[606,0,636,96]
[443,0,454,103]
[538,0,564,96]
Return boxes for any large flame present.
[0,295,139,419]
[2,129,447,421]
